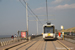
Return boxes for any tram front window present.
[44,26,54,33]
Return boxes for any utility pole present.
[46,0,48,22]
[26,3,29,41]
[36,17,38,35]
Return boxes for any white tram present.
[42,23,56,40]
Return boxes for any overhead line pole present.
[46,0,48,22]
[23,0,43,25]
[20,0,43,35]
[26,2,29,40]
[23,0,43,35]
[19,0,36,21]
[36,17,38,35]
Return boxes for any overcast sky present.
[0,0,75,35]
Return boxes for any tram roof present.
[43,24,54,27]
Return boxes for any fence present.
[0,37,22,46]
[0,34,42,46]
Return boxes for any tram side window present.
[44,26,54,33]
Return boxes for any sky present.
[0,0,75,35]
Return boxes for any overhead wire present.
[19,0,36,20]
[23,0,43,25]
[19,0,43,25]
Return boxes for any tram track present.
[17,37,43,50]
[4,40,28,50]
[4,36,42,50]
[52,41,57,50]
[16,40,69,50]
[4,36,70,50]
[16,41,34,50]
[28,40,45,50]
[25,41,38,50]
[44,41,57,50]
[44,40,69,50]
[44,41,47,50]
[34,40,44,50]
[40,41,45,50]
[16,37,42,50]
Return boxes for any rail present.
[4,36,42,50]
[3,36,71,50]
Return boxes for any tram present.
[42,22,56,40]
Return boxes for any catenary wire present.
[23,0,43,25]
[19,0,36,20]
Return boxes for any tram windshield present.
[44,26,54,33]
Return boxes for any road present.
[5,36,68,50]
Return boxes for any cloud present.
[55,4,75,9]
[51,0,64,4]
[51,0,70,4]
[34,4,75,13]
[34,7,46,14]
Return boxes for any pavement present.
[0,40,27,50]
[0,36,75,50]
[59,40,75,50]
